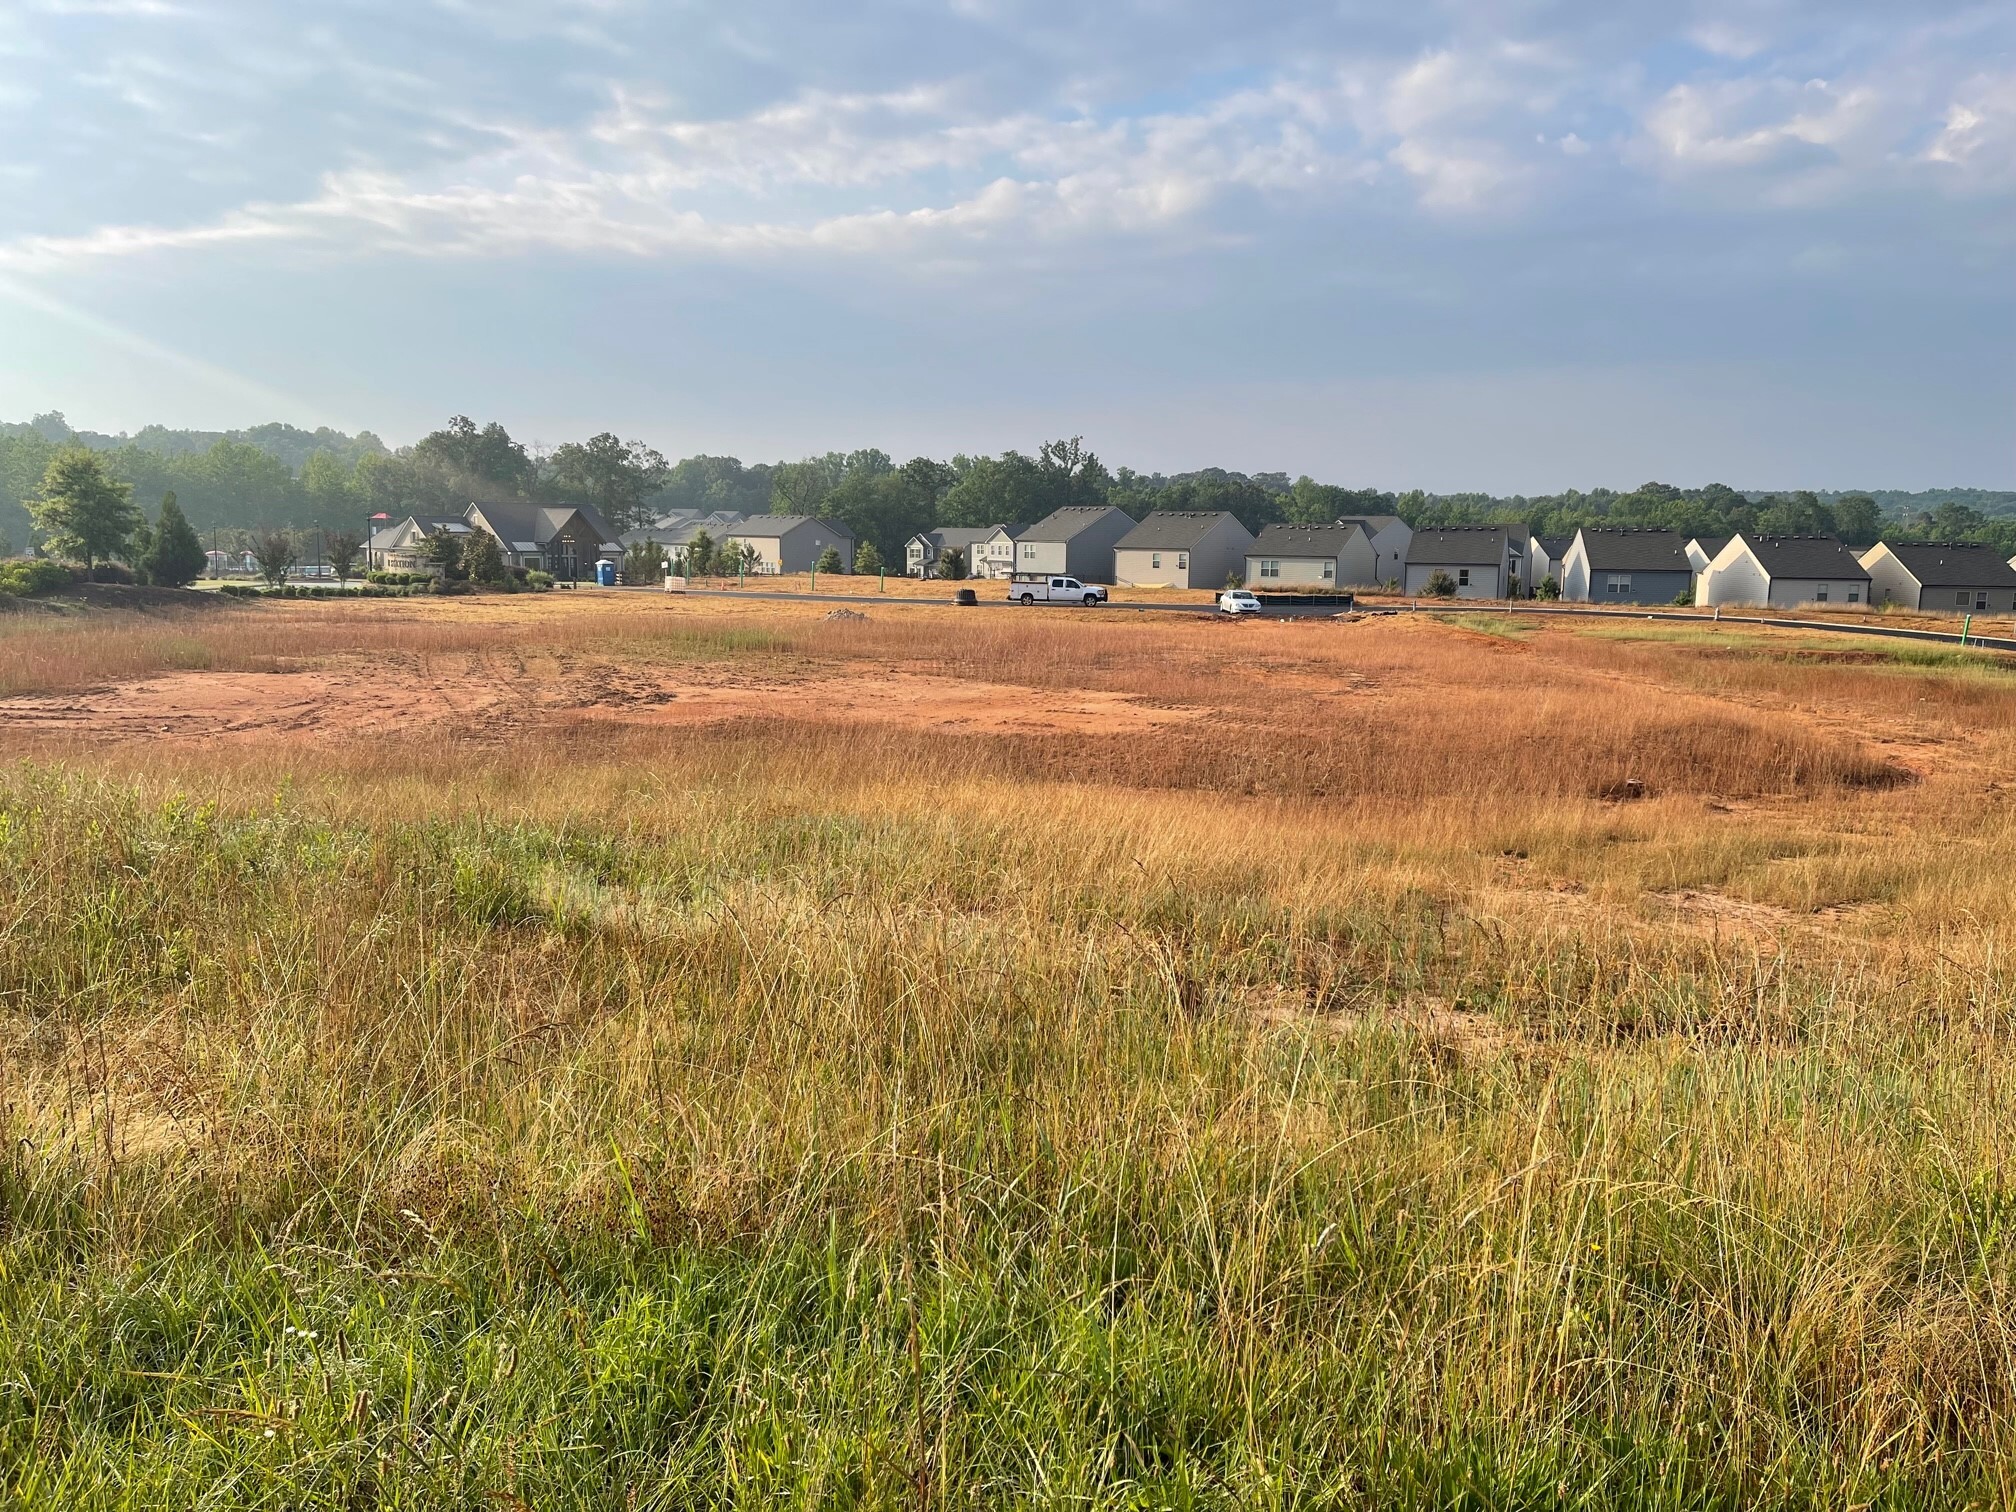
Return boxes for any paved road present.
[623,584,2016,653]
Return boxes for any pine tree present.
[141,492,207,588]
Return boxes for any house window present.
[1458,568,1470,587]
[1260,560,1280,579]
[1177,553,1187,570]
[1321,561,1335,581]
[1815,586,1829,601]
[1606,574,1632,595]
[1848,591,1860,603]
[1958,591,1972,607]
[1151,552,1162,569]
[1978,593,1990,610]
[1021,544,1035,560]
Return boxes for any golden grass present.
[7,592,2016,1503]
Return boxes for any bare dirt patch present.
[0,656,1200,747]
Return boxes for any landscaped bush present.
[365,570,433,587]
[527,570,555,590]
[216,584,262,598]
[0,559,79,597]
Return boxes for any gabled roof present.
[1535,534,1574,561]
[727,514,853,540]
[1115,511,1247,551]
[1689,534,1732,560]
[1022,505,1129,543]
[469,499,622,551]
[910,526,1006,552]
[1248,522,1368,557]
[1407,525,1521,566]
[1336,514,1406,535]
[1735,534,1870,580]
[1866,541,2016,588]
[1573,528,1691,572]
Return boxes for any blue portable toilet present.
[595,558,617,588]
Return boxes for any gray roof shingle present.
[1247,522,1368,557]
[1574,528,1691,572]
[728,515,853,540]
[1740,534,1870,580]
[1022,505,1128,543]
[1115,512,1245,550]
[1871,541,2016,588]
[1407,526,1522,566]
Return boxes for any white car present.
[1218,589,1264,616]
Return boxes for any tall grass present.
[4,600,2016,1505]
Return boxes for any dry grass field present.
[5,590,2016,1507]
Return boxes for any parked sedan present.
[1218,589,1264,616]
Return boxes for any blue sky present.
[0,0,2010,491]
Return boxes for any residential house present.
[969,524,1028,580]
[1860,541,2016,612]
[366,513,480,574]
[465,500,623,579]
[1244,522,1378,590]
[1113,512,1254,589]
[1530,534,1574,593]
[622,512,748,571]
[1559,529,1694,605]
[1685,535,1731,573]
[725,515,856,574]
[1334,515,1414,586]
[905,525,1014,578]
[1402,526,1527,599]
[1011,505,1136,583]
[1694,535,1871,608]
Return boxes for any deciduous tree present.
[30,448,141,572]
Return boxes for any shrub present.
[1537,575,1561,601]
[1423,569,1458,599]
[0,559,79,597]
[89,562,136,584]
[815,546,843,575]
[217,583,261,598]
[527,571,555,591]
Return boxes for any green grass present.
[5,766,2016,1507]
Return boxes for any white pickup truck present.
[1007,573,1109,606]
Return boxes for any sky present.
[0,0,2010,493]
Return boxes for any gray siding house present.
[1403,526,1527,599]
[1695,535,1871,608]
[466,500,624,580]
[1560,528,1694,605]
[970,524,1027,580]
[1113,512,1254,588]
[726,516,856,574]
[1860,542,2016,613]
[1012,505,1135,583]
[1335,515,1414,586]
[905,526,1010,578]
[1245,522,1376,589]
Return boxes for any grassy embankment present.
[4,596,2016,1507]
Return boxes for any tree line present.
[4,409,2013,571]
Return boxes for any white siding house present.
[1694,535,1871,608]
[1113,512,1255,588]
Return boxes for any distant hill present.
[0,413,387,470]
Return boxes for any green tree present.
[815,546,843,575]
[325,531,362,585]
[683,530,715,577]
[548,433,671,531]
[624,539,667,583]
[413,416,535,499]
[250,529,298,587]
[939,547,968,580]
[462,530,507,585]
[420,532,466,581]
[141,493,206,588]
[300,451,356,521]
[30,448,141,572]
[1422,569,1458,599]
[1036,437,1112,512]
[853,541,882,574]
[1829,494,1882,548]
